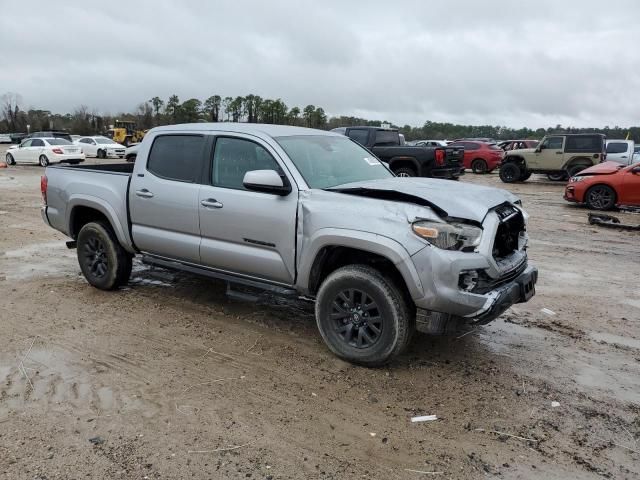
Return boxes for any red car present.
[564,161,640,210]
[449,141,504,174]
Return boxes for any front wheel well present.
[69,206,110,239]
[308,246,413,307]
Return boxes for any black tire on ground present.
[315,264,414,367]
[471,158,488,174]
[547,172,568,181]
[126,155,136,163]
[567,164,589,178]
[394,166,417,178]
[38,155,49,167]
[585,184,616,211]
[499,162,522,183]
[97,149,106,159]
[5,153,15,165]
[519,171,532,181]
[77,221,132,290]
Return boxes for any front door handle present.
[201,198,223,209]
[621,155,628,158]
[135,189,154,198]
[555,151,563,154]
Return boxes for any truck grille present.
[493,204,525,259]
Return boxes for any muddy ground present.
[0,145,639,480]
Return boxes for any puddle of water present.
[1,241,76,281]
[590,332,640,350]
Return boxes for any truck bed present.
[51,162,135,175]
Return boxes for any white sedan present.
[75,136,126,159]
[0,133,12,144]
[5,137,85,167]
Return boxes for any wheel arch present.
[66,197,135,253]
[388,156,420,174]
[298,229,424,302]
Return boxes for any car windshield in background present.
[275,135,393,189]
[46,138,72,145]
[96,137,114,144]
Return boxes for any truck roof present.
[150,123,340,138]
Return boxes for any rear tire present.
[77,221,132,290]
[499,162,522,183]
[39,155,49,167]
[315,265,414,367]
[585,185,616,211]
[5,153,15,165]
[471,158,488,174]
[394,166,417,178]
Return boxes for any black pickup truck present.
[332,126,464,179]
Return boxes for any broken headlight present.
[570,175,592,183]
[412,221,482,251]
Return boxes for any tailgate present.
[438,146,464,166]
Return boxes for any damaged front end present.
[411,202,538,335]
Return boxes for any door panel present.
[129,134,207,263]
[535,136,564,169]
[199,135,297,284]
[620,170,640,205]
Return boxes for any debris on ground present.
[551,401,561,408]
[588,213,640,231]
[540,308,556,316]
[88,436,105,445]
[411,415,438,423]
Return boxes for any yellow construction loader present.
[106,120,146,146]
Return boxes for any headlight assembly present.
[412,220,482,250]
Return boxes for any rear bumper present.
[41,206,51,227]
[431,166,465,178]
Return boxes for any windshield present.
[96,137,114,144]
[46,138,72,145]
[275,135,393,189]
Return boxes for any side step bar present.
[141,255,297,297]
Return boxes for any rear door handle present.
[555,151,563,154]
[621,156,628,158]
[135,189,154,198]
[201,198,223,209]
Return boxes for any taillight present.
[435,149,445,166]
[52,148,63,154]
[41,175,48,205]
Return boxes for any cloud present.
[1,0,638,128]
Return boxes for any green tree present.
[222,96,233,121]
[287,106,300,126]
[165,95,180,124]
[149,96,164,124]
[203,95,221,122]
[230,96,245,122]
[302,105,315,127]
[180,98,202,123]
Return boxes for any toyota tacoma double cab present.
[332,126,465,179]
[41,123,537,366]
[499,133,606,183]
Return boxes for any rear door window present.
[347,129,369,146]
[147,134,205,182]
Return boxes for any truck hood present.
[576,161,624,176]
[329,177,520,223]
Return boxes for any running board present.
[141,255,297,296]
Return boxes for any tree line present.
[1,91,638,142]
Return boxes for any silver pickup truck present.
[41,123,537,366]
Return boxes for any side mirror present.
[243,169,291,196]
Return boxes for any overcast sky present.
[2,0,639,128]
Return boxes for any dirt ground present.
[1,145,639,480]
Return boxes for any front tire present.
[97,149,106,159]
[315,265,413,367]
[499,162,522,183]
[39,155,49,167]
[394,166,417,178]
[471,158,488,174]
[585,185,616,211]
[77,221,132,290]
[5,153,15,165]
